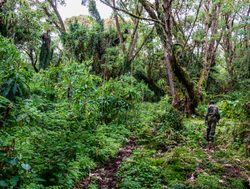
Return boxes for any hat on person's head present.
[210,100,215,104]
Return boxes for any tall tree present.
[97,0,153,77]
[139,0,198,113]
[0,0,44,72]
[221,7,236,86]
[162,0,179,106]
[197,0,222,97]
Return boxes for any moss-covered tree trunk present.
[39,32,52,70]
[162,0,179,106]
[139,0,198,114]
[139,0,180,106]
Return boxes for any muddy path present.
[73,138,136,189]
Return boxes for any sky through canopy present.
[58,1,112,20]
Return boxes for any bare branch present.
[127,6,143,62]
[184,0,203,48]
[130,27,155,63]
[48,0,66,32]
[112,0,125,52]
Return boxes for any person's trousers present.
[206,120,217,142]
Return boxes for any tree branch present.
[112,0,125,53]
[184,0,203,48]
[127,6,143,62]
[130,26,155,63]
[48,0,66,32]
[100,0,162,24]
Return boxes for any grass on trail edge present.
[115,104,250,189]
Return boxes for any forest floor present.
[73,102,250,189]
[73,138,136,189]
[182,119,250,188]
[117,118,249,189]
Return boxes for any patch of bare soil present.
[73,138,136,189]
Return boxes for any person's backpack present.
[208,105,220,120]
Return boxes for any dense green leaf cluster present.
[0,51,151,188]
[0,35,30,101]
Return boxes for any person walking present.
[205,100,220,143]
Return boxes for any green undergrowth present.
[1,37,249,188]
[130,99,183,149]
[0,59,151,188]
[117,102,250,189]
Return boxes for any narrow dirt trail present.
[73,138,136,189]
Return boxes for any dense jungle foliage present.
[0,0,249,188]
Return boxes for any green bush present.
[194,173,220,189]
[0,35,30,101]
[0,139,20,189]
[135,98,183,150]
[117,149,163,189]
[0,96,14,127]
[0,60,149,188]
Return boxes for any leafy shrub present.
[194,173,220,189]
[117,149,163,189]
[0,139,20,189]
[96,75,145,123]
[228,178,246,189]
[0,35,30,101]
[0,60,150,188]
[135,98,183,150]
[182,119,207,147]
[157,107,183,131]
[0,96,14,127]
[218,100,245,119]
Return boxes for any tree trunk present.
[112,0,125,53]
[48,0,66,33]
[29,48,39,73]
[39,32,52,70]
[139,0,180,106]
[139,0,199,113]
[162,0,179,106]
[122,7,141,73]
[198,1,221,97]
[164,46,179,106]
[170,55,199,115]
[222,13,236,87]
[127,8,141,63]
